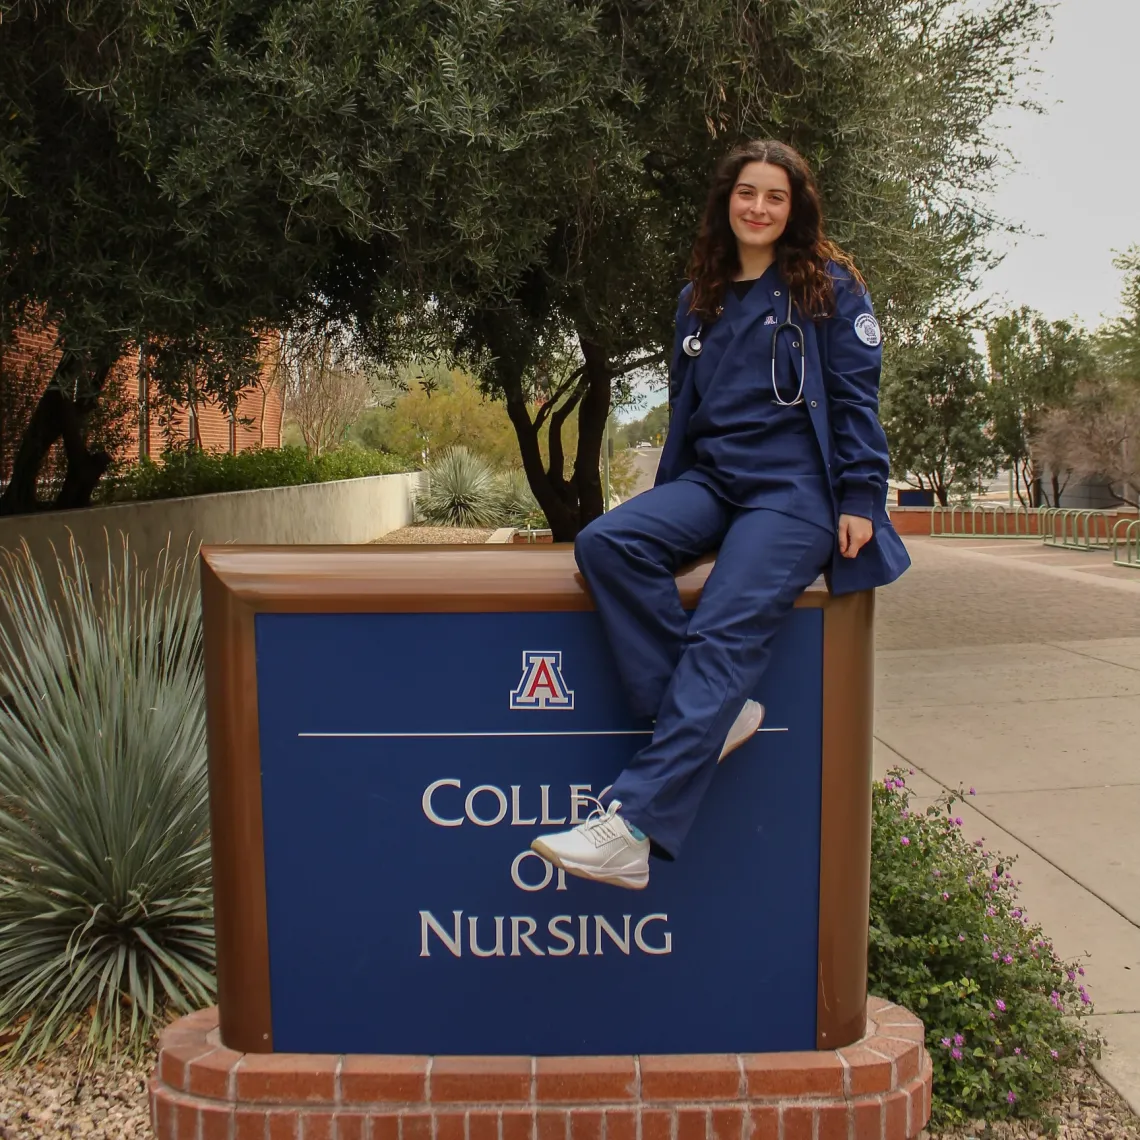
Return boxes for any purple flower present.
[1050,991,1062,1009]
[983,934,990,942]
[901,810,910,819]
[933,869,941,878]
[1003,955,1014,965]
[900,837,910,847]
[986,906,996,917]
[909,769,915,775]
[1007,1092,1017,1105]
[1067,970,1075,980]
[1011,909,1022,918]
[1079,967,1085,976]
[1050,1049,1059,1060]
[988,1012,996,1020]
[940,1037,951,1048]
[996,999,1007,1012]
[942,892,950,901]
[951,1048,963,1061]
[954,1034,964,1047]
[993,951,1001,960]
[974,839,984,847]
[969,787,976,795]
[1014,1047,1021,1055]
[958,933,966,942]
[954,817,963,826]
[1080,991,1091,1005]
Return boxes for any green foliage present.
[98,443,412,503]
[618,403,670,449]
[0,0,327,511]
[869,771,1094,1126]
[986,308,1092,506]
[497,467,547,529]
[1095,246,1140,386]
[122,0,1052,537]
[880,324,998,504]
[0,537,214,1061]
[417,447,510,528]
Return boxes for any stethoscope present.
[681,292,806,407]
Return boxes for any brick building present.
[0,323,284,486]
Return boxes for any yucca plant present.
[0,536,214,1062]
[418,446,508,527]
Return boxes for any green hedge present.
[870,770,1095,1126]
[98,443,414,503]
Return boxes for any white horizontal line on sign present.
[298,728,790,738]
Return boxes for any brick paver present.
[877,537,1140,650]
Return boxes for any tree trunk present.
[0,348,118,515]
[502,385,578,540]
[569,336,610,534]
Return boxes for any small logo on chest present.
[763,315,777,325]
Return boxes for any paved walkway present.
[874,537,1140,1112]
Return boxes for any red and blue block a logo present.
[509,650,574,710]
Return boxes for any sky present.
[976,0,1140,329]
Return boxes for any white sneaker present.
[530,800,650,890]
[718,699,765,762]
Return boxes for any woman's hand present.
[838,514,873,559]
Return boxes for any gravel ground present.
[371,524,496,544]
[0,1046,153,1139]
[0,1050,1132,1140]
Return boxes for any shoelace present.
[578,797,626,848]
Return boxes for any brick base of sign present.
[150,999,931,1140]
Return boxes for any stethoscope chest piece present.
[682,334,703,357]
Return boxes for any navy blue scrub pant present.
[574,479,834,858]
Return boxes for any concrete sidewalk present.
[873,537,1140,1112]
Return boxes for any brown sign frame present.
[201,544,874,1054]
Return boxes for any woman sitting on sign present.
[531,139,910,889]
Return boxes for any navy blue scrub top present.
[677,271,834,531]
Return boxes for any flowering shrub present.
[869,770,1096,1126]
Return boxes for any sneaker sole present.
[530,839,649,891]
[718,702,765,763]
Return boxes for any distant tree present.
[279,330,374,457]
[356,368,523,469]
[618,403,671,449]
[880,324,998,506]
[1034,378,1140,508]
[986,308,1092,507]
[1097,246,1140,385]
[1030,251,1140,507]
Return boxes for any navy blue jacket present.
[656,263,910,596]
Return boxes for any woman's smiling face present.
[728,161,792,256]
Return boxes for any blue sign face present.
[254,607,823,1055]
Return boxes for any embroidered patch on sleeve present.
[853,313,882,347]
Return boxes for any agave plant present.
[497,468,547,528]
[418,446,509,528]
[0,535,214,1061]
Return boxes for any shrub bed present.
[97,442,413,503]
[869,770,1096,1127]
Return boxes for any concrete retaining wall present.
[0,471,425,585]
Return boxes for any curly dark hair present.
[686,139,865,322]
